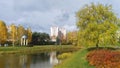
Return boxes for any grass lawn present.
[54,48,94,68]
[55,47,120,68]
[0,45,80,54]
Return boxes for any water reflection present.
[0,54,31,68]
[50,51,58,65]
[0,51,60,68]
[31,53,52,68]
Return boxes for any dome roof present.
[21,35,27,39]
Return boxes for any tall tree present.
[76,3,119,47]
[26,27,32,44]
[17,25,26,45]
[10,24,17,46]
[0,20,7,45]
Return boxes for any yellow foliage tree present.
[17,25,26,45]
[10,24,17,46]
[26,27,32,43]
[0,20,7,45]
[67,31,77,45]
[76,3,119,47]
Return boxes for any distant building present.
[50,26,66,44]
[50,26,59,42]
[59,28,66,40]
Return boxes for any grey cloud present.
[14,0,50,12]
[14,0,90,12]
[56,11,70,22]
[0,0,119,33]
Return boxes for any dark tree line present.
[31,32,53,45]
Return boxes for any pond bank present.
[54,49,94,68]
[0,45,80,54]
[55,47,120,68]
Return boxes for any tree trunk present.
[96,40,99,48]
[96,44,98,48]
[13,41,14,47]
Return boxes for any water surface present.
[0,51,66,68]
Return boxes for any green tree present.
[31,32,50,45]
[76,3,119,47]
[0,20,7,45]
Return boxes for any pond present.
[0,51,72,68]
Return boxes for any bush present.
[57,53,72,60]
[87,49,120,68]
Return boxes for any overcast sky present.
[0,0,120,33]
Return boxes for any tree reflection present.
[0,54,31,68]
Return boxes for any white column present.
[24,39,26,45]
[21,38,23,46]
[26,39,28,46]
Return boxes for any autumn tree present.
[17,25,26,45]
[26,27,32,44]
[10,24,17,46]
[76,3,119,47]
[0,20,7,45]
[67,31,77,45]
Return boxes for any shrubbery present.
[87,49,120,68]
[57,53,72,60]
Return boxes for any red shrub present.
[87,49,120,68]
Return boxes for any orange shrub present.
[87,49,120,68]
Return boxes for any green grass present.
[0,45,80,54]
[54,49,95,68]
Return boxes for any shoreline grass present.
[55,47,120,68]
[54,49,94,68]
[0,45,80,54]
